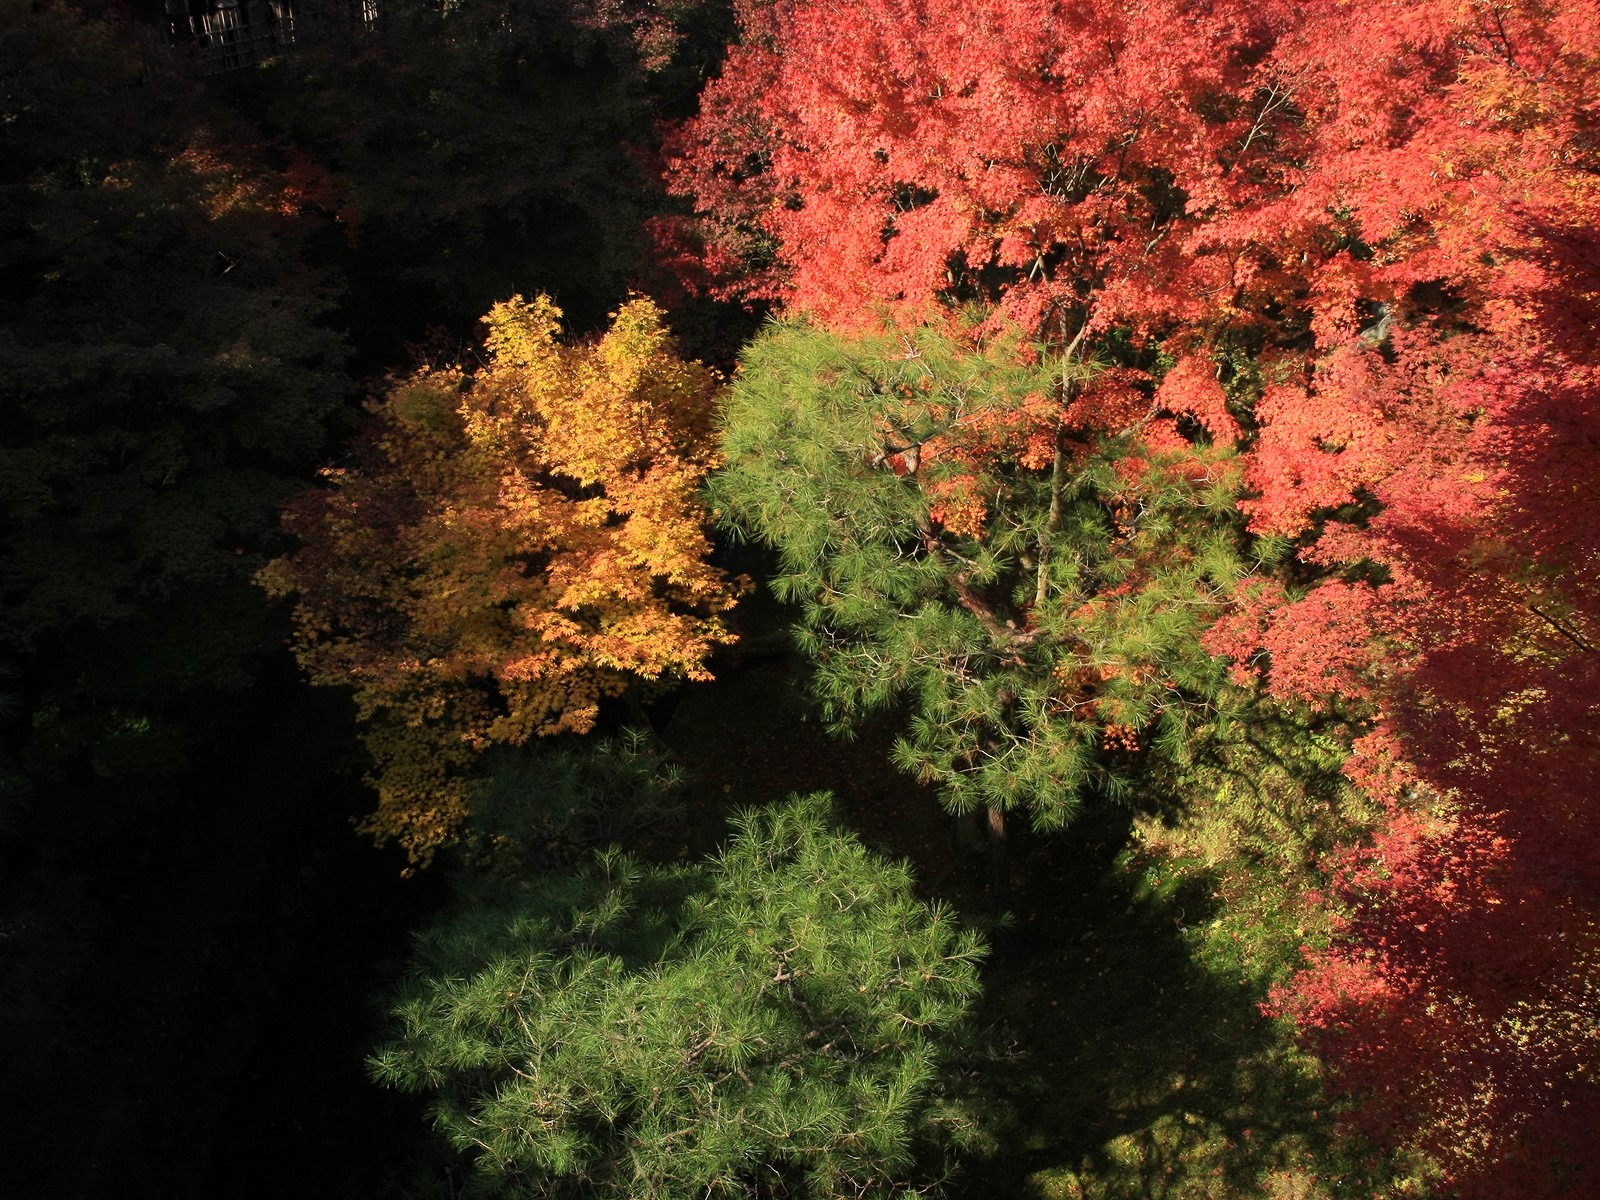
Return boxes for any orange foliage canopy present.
[669,0,1600,1188]
[261,296,741,864]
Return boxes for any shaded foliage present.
[0,0,349,780]
[464,727,689,875]
[240,0,738,357]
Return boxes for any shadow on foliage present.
[956,811,1372,1200]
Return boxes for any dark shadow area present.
[951,814,1353,1200]
[1,657,446,1199]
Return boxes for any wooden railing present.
[166,0,379,74]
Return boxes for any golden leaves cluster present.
[261,296,742,864]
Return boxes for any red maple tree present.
[667,0,1600,1191]
[1234,4,1600,1192]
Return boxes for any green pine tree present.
[711,317,1262,894]
[371,792,989,1198]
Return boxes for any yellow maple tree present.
[261,295,742,864]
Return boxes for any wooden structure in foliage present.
[159,0,376,73]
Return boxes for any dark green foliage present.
[711,318,1255,827]
[465,729,689,874]
[973,705,1417,1199]
[963,809,1411,1200]
[1147,704,1374,875]
[0,1,348,777]
[372,793,989,1198]
[640,647,1420,1199]
[243,0,735,350]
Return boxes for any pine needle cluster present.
[712,317,1256,827]
[371,793,990,1198]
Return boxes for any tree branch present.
[1524,602,1598,655]
[915,520,1040,647]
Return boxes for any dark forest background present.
[0,2,743,1192]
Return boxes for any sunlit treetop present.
[261,295,743,864]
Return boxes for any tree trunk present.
[1036,437,1068,608]
[986,804,1010,909]
[623,685,655,734]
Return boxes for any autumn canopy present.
[181,0,1600,1191]
[667,0,1600,1192]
